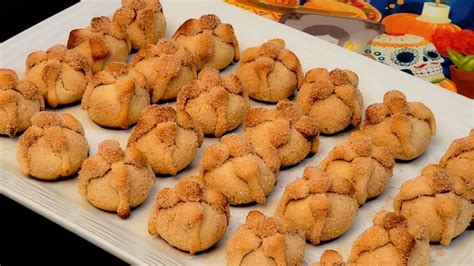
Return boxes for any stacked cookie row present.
[0,0,318,258]
[147,90,443,260]
[1,0,472,264]
[309,133,473,265]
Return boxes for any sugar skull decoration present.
[365,33,445,83]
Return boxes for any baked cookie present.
[82,62,149,129]
[78,139,155,219]
[394,164,474,246]
[236,38,303,102]
[130,39,196,102]
[318,132,395,205]
[127,105,203,175]
[200,134,280,205]
[440,130,474,183]
[348,211,430,266]
[244,100,319,168]
[25,44,92,108]
[0,69,44,137]
[296,68,363,134]
[226,210,305,266]
[17,111,89,180]
[440,130,474,222]
[113,0,166,50]
[274,167,358,245]
[311,250,346,266]
[177,68,250,137]
[172,14,239,71]
[361,90,436,160]
[67,16,131,73]
[148,176,230,254]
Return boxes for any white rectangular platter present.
[1,0,473,265]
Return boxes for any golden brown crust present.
[0,69,18,90]
[361,90,436,160]
[440,130,474,165]
[1,71,43,98]
[395,164,474,206]
[113,0,165,49]
[245,100,319,140]
[152,176,229,213]
[82,62,149,129]
[274,166,357,245]
[0,88,18,137]
[201,134,280,174]
[292,167,356,197]
[129,105,173,142]
[86,62,129,88]
[17,111,88,180]
[148,176,230,254]
[130,39,196,102]
[296,68,363,134]
[128,104,203,144]
[67,16,131,73]
[172,14,239,70]
[311,250,346,266]
[177,67,250,137]
[0,69,45,137]
[236,39,304,102]
[318,132,394,205]
[200,134,280,204]
[393,164,474,246]
[26,44,89,73]
[127,104,203,175]
[91,16,127,39]
[244,100,319,167]
[68,16,127,49]
[439,130,474,183]
[348,211,428,265]
[226,210,305,266]
[78,139,155,218]
[25,44,92,108]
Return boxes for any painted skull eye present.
[425,49,440,60]
[391,48,419,66]
[401,69,414,75]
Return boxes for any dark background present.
[1,1,125,264]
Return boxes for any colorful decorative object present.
[303,0,382,21]
[372,0,474,27]
[259,0,299,7]
[366,33,446,83]
[437,78,457,92]
[432,29,474,98]
[450,66,474,98]
[382,2,461,41]
[224,0,472,95]
[224,0,287,20]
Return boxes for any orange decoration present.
[382,13,461,41]
[438,79,457,93]
[382,2,462,42]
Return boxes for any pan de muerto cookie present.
[0,69,44,137]
[361,90,436,160]
[148,176,230,254]
[25,44,92,107]
[78,139,155,219]
[17,111,88,180]
[172,14,239,71]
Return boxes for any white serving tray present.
[1,0,473,265]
